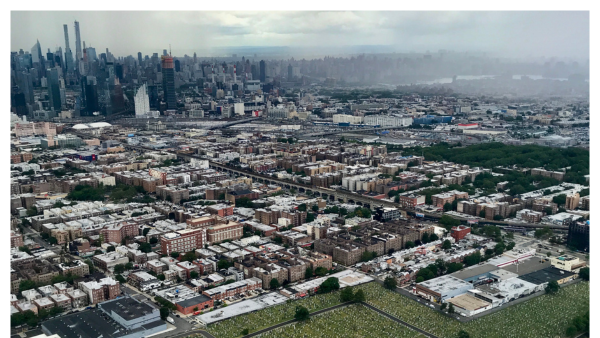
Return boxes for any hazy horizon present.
[11,11,589,62]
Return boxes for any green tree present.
[305,213,315,223]
[579,267,589,281]
[170,252,180,259]
[114,264,126,274]
[218,259,232,270]
[405,241,415,249]
[457,330,470,338]
[181,251,197,262]
[139,242,152,253]
[553,194,567,206]
[442,240,452,250]
[159,307,170,320]
[383,276,397,290]
[125,262,134,270]
[312,204,319,212]
[84,259,95,273]
[157,274,166,281]
[416,276,424,283]
[315,267,328,277]
[297,204,307,212]
[479,210,486,218]
[353,289,366,303]
[190,271,199,279]
[270,278,280,289]
[429,233,439,241]
[421,232,430,244]
[340,287,354,302]
[305,267,313,278]
[294,305,310,321]
[443,202,452,212]
[115,274,126,284]
[448,303,455,314]
[241,328,250,335]
[19,280,37,292]
[150,237,159,245]
[318,277,340,294]
[545,280,560,295]
[440,303,447,310]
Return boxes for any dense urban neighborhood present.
[10,12,590,338]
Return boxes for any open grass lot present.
[207,290,342,338]
[363,281,590,338]
[256,304,425,338]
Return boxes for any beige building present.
[550,255,587,273]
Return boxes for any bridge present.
[122,144,567,230]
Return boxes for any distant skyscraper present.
[137,52,143,67]
[47,68,62,111]
[74,21,82,69]
[161,55,176,110]
[288,64,293,80]
[31,40,42,64]
[163,49,168,56]
[193,52,197,64]
[86,47,97,62]
[174,59,180,72]
[259,60,266,83]
[19,71,34,105]
[134,83,150,117]
[63,24,73,73]
[46,50,55,68]
[84,76,99,115]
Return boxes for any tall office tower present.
[288,64,293,80]
[74,21,82,69]
[163,49,168,56]
[111,77,124,113]
[134,83,150,117]
[47,68,62,112]
[174,59,180,72]
[259,60,266,83]
[54,47,63,69]
[46,50,55,68]
[137,52,143,67]
[63,24,73,73]
[147,85,159,109]
[193,52,197,64]
[115,64,123,80]
[19,71,34,105]
[86,47,97,62]
[84,76,99,115]
[161,55,176,110]
[31,40,42,64]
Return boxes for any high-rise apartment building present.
[74,21,82,69]
[161,55,176,110]
[47,68,61,112]
[134,83,150,117]
[259,60,266,83]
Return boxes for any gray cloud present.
[11,11,588,60]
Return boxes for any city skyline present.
[11,11,589,61]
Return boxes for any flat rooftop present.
[100,297,156,321]
[176,294,212,308]
[447,293,491,311]
[503,259,551,276]
[42,308,164,338]
[451,263,498,281]
[519,267,577,285]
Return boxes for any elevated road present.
[122,144,567,230]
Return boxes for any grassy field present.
[363,281,590,338]
[207,281,589,338]
[255,304,425,338]
[207,290,342,338]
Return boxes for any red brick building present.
[161,228,205,256]
[175,294,214,315]
[99,221,138,244]
[450,225,471,242]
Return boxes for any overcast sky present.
[11,11,589,60]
